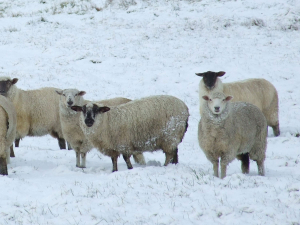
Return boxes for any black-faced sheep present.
[195,71,280,136]
[198,92,267,179]
[0,95,17,175]
[0,77,67,149]
[71,95,189,172]
[56,89,145,168]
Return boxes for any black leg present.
[58,138,66,150]
[122,154,133,170]
[0,157,8,175]
[15,139,20,147]
[10,145,15,157]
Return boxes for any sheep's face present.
[203,93,232,115]
[195,71,226,90]
[56,89,86,108]
[0,78,18,97]
[71,103,110,127]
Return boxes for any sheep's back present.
[223,79,277,111]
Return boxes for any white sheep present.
[195,71,280,136]
[0,95,17,175]
[198,92,267,179]
[0,77,67,149]
[56,89,145,168]
[71,95,189,172]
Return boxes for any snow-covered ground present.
[0,0,300,224]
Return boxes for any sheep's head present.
[56,89,86,108]
[202,92,232,115]
[0,77,18,97]
[71,103,110,127]
[195,71,225,90]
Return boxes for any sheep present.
[71,95,189,172]
[0,77,67,150]
[56,89,146,168]
[0,95,17,175]
[195,71,280,136]
[198,92,267,179]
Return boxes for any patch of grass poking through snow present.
[4,26,19,32]
[51,0,101,15]
[241,18,265,28]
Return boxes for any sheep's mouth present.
[206,85,215,90]
[86,123,94,127]
[214,109,220,113]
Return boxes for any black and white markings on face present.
[83,105,95,127]
[0,81,12,96]
[202,72,219,90]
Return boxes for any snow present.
[0,0,300,224]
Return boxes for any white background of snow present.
[0,0,300,224]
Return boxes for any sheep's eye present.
[209,99,212,101]
[63,94,66,96]
[75,94,78,96]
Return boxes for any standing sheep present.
[198,92,267,179]
[0,95,17,175]
[195,71,280,136]
[56,89,145,168]
[71,95,189,172]
[0,77,67,150]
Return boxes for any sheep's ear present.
[78,91,86,96]
[56,90,63,95]
[71,106,83,112]
[225,96,233,101]
[195,73,204,77]
[12,78,18,85]
[97,106,110,114]
[217,71,226,77]
[202,96,210,101]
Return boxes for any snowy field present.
[0,0,300,224]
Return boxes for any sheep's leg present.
[272,124,280,137]
[58,138,66,150]
[171,148,178,164]
[10,145,15,157]
[133,153,146,165]
[80,152,87,168]
[75,151,80,168]
[15,139,20,147]
[237,153,250,174]
[256,160,265,176]
[5,148,10,164]
[212,160,219,178]
[164,152,173,166]
[111,156,118,172]
[67,142,73,150]
[122,154,133,170]
[220,164,227,179]
[0,157,8,176]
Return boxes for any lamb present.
[198,92,267,179]
[195,71,280,136]
[0,77,67,150]
[0,95,17,175]
[71,95,189,172]
[56,89,146,168]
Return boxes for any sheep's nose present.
[85,119,94,127]
[67,100,73,106]
[214,106,220,111]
